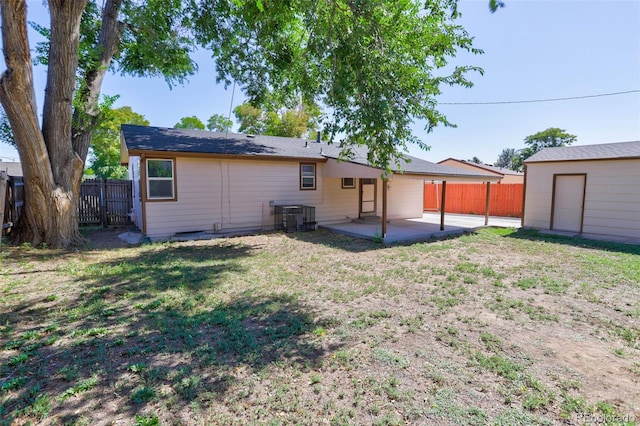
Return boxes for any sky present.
[0,0,639,165]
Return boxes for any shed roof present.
[121,125,499,180]
[525,141,640,163]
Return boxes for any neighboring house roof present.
[438,158,523,176]
[525,141,640,163]
[0,162,23,177]
[121,125,499,180]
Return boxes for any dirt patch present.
[83,227,138,250]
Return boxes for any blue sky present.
[1,0,639,165]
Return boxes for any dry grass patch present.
[0,228,638,425]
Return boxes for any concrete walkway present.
[321,212,521,244]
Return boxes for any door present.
[360,178,377,217]
[551,174,586,232]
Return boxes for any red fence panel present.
[424,183,523,218]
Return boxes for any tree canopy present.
[0,0,487,247]
[523,127,577,152]
[494,147,519,171]
[234,102,320,138]
[174,116,206,130]
[496,127,577,172]
[207,114,233,132]
[89,105,149,179]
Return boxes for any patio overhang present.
[322,157,502,239]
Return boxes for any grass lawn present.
[0,227,638,425]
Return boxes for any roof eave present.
[125,148,329,163]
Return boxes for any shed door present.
[552,174,585,232]
[360,178,377,216]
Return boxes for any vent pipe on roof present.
[305,141,309,148]
[316,131,321,143]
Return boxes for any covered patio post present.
[440,180,447,231]
[484,181,491,226]
[382,178,388,238]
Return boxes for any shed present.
[522,141,640,241]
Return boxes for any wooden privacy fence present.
[1,173,24,234]
[424,183,523,218]
[79,179,133,227]
[3,177,132,233]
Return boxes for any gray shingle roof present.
[525,141,640,163]
[121,125,497,179]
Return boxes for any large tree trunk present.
[0,0,87,248]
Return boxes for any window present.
[300,163,316,190]
[146,159,175,200]
[342,177,356,189]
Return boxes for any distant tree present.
[90,105,149,179]
[234,102,320,138]
[495,148,519,170]
[523,127,576,153]
[507,127,577,171]
[233,103,267,135]
[174,116,205,130]
[470,156,482,164]
[207,114,233,132]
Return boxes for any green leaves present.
[174,116,206,130]
[233,102,320,138]
[195,0,483,170]
[523,127,577,152]
[89,105,149,179]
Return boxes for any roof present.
[525,141,640,163]
[0,162,23,177]
[438,158,523,176]
[121,125,498,180]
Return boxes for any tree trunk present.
[0,0,86,248]
[72,0,124,167]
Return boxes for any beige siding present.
[387,175,425,219]
[523,159,640,238]
[144,157,368,238]
[499,174,524,184]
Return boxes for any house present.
[522,141,640,241]
[438,158,524,183]
[120,125,500,240]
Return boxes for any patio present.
[321,212,521,243]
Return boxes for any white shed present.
[522,141,640,241]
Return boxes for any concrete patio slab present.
[321,212,521,244]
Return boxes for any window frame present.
[300,163,317,190]
[342,177,356,189]
[145,158,177,201]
